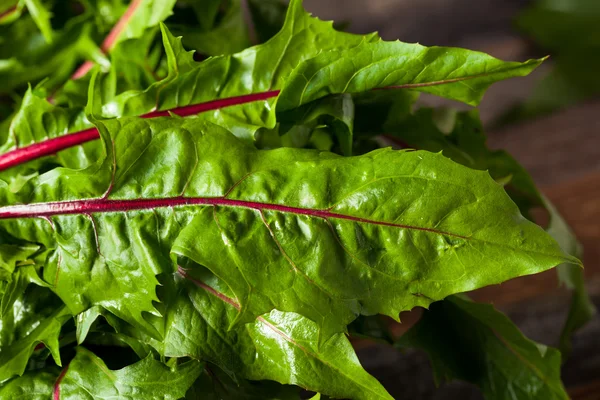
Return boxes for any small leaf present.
[56,347,202,399]
[0,282,70,381]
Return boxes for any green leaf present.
[365,108,595,356]
[0,243,38,280]
[0,281,70,382]
[547,198,597,356]
[144,270,393,400]
[0,26,166,186]
[23,0,53,43]
[187,363,301,400]
[278,43,544,110]
[0,116,577,340]
[57,27,163,108]
[0,367,60,399]
[57,347,202,399]
[1,264,47,317]
[0,348,202,399]
[257,94,355,155]
[107,0,177,50]
[1,87,96,168]
[248,0,289,43]
[0,14,92,93]
[398,295,569,400]
[171,0,251,56]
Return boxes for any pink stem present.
[0,90,280,172]
[177,266,240,309]
[0,196,466,239]
[52,362,70,400]
[0,128,99,171]
[0,78,462,172]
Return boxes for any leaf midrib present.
[0,196,467,239]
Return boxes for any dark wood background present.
[303,1,600,398]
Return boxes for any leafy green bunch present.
[0,1,593,399]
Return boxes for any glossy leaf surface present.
[0,116,577,341]
[0,347,202,399]
[278,42,543,110]
[57,347,201,399]
[0,280,70,382]
[147,270,393,400]
[362,107,595,355]
[0,0,544,176]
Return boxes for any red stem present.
[0,77,470,173]
[0,196,466,239]
[53,362,70,400]
[0,91,280,172]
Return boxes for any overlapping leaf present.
[0,277,71,382]
[188,364,300,399]
[0,0,544,180]
[256,94,355,155]
[398,295,569,400]
[0,347,202,399]
[111,0,542,140]
[357,107,595,354]
[0,13,94,93]
[112,269,393,400]
[0,116,578,341]
[170,0,251,56]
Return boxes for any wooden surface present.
[302,1,600,398]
